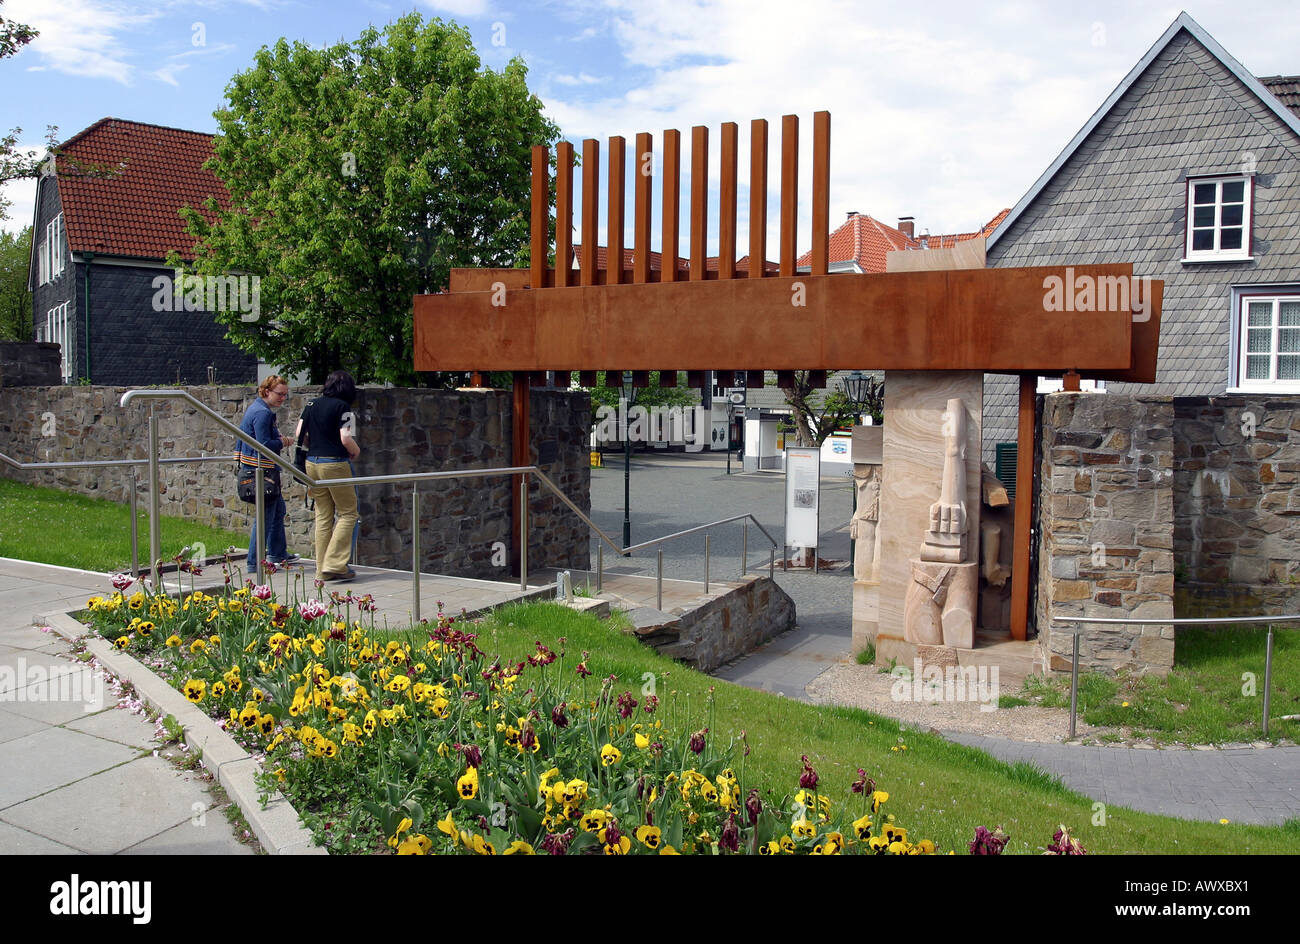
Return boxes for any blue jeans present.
[248,494,287,568]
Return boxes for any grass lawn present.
[1012,625,1300,745]
[0,477,250,573]
[383,602,1300,854]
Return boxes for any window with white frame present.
[1235,292,1300,390]
[37,213,65,285]
[1185,176,1252,261]
[42,301,73,382]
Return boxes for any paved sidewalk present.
[944,732,1300,826]
[0,559,252,854]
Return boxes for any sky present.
[3,0,1299,256]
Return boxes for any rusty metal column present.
[1010,375,1036,641]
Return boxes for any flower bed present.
[82,555,1079,855]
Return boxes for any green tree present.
[779,370,883,446]
[180,14,560,384]
[579,371,697,434]
[0,225,32,339]
[0,1,39,220]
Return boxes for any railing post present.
[412,482,421,624]
[742,520,748,576]
[520,476,528,592]
[1069,629,1081,740]
[254,466,265,584]
[656,549,663,610]
[129,473,139,577]
[769,547,774,579]
[1263,625,1275,737]
[596,543,603,593]
[704,533,710,592]
[148,406,161,589]
[782,544,787,573]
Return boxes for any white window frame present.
[1229,288,1300,393]
[37,213,65,286]
[1183,176,1252,262]
[44,300,73,383]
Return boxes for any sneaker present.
[270,553,301,565]
[321,568,357,582]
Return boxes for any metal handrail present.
[624,513,778,553]
[1,451,231,471]
[1053,613,1300,738]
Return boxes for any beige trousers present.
[307,459,358,576]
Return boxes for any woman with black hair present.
[295,371,361,581]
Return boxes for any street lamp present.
[841,370,872,424]
[622,370,634,553]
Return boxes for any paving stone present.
[0,819,84,854]
[0,706,45,745]
[119,812,256,855]
[0,726,140,809]
[63,706,158,750]
[0,755,219,854]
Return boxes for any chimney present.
[846,210,860,220]
[898,216,915,239]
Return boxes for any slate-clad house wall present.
[981,14,1300,463]
[27,118,257,386]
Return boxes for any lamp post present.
[622,370,633,552]
[840,370,875,564]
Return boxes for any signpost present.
[784,446,821,573]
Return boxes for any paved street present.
[589,449,855,697]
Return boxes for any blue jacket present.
[236,397,282,468]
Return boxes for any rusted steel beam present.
[780,115,798,278]
[530,146,548,290]
[608,136,626,286]
[745,370,764,388]
[555,141,574,289]
[634,133,653,285]
[719,122,738,280]
[581,138,599,287]
[1010,375,1036,642]
[662,129,681,283]
[579,370,598,388]
[691,125,708,281]
[749,119,768,280]
[715,370,735,388]
[416,266,1150,373]
[811,111,830,277]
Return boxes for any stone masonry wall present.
[1173,396,1300,616]
[0,385,590,579]
[1037,393,1176,675]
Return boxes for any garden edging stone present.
[41,610,326,856]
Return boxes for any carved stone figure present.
[850,469,880,580]
[921,398,968,564]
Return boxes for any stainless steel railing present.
[1052,614,1299,738]
[624,514,779,609]
[114,389,777,618]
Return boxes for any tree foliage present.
[779,370,884,446]
[180,14,559,384]
[0,225,32,339]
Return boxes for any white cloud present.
[6,0,162,84]
[151,62,190,86]
[553,71,605,86]
[419,0,491,16]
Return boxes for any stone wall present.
[1173,396,1300,616]
[0,384,590,579]
[0,343,61,386]
[1036,393,1175,675]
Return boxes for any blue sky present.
[4,0,1299,256]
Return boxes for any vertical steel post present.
[412,482,421,624]
[742,520,748,576]
[148,407,161,588]
[596,543,603,592]
[254,466,265,584]
[769,547,774,579]
[1069,629,1081,740]
[520,477,528,592]
[129,473,140,576]
[705,533,710,592]
[1263,625,1275,737]
[656,548,663,610]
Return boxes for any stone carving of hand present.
[929,499,966,534]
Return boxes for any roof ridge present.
[60,117,214,152]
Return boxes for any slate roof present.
[52,118,224,261]
[1260,75,1300,118]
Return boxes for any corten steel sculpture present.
[412,111,1163,641]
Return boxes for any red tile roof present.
[54,118,225,260]
[796,209,1010,272]
[1260,75,1300,119]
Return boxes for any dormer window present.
[1184,176,1252,262]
